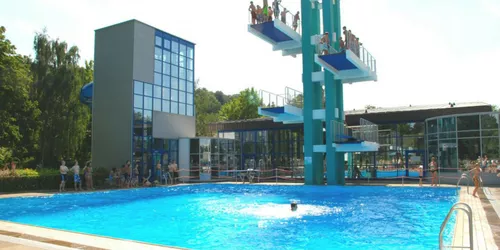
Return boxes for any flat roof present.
[209,102,493,131]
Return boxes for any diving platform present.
[80,82,93,108]
[314,47,377,83]
[248,19,302,57]
[331,119,380,152]
[258,87,304,123]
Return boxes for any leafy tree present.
[31,29,91,166]
[195,80,222,136]
[0,26,41,165]
[289,94,304,108]
[219,88,261,121]
[214,91,232,106]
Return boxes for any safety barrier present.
[259,89,286,107]
[284,86,303,108]
[331,120,350,142]
[247,3,302,35]
[360,45,377,73]
[358,118,379,143]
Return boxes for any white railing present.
[359,118,379,143]
[259,89,286,107]
[248,3,301,35]
[331,120,350,143]
[359,45,377,73]
[285,86,303,108]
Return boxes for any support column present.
[302,0,323,185]
[333,0,345,184]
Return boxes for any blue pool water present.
[0,184,457,249]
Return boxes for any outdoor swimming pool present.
[0,184,457,249]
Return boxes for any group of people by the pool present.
[58,159,179,192]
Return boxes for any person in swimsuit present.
[272,0,280,20]
[280,8,287,23]
[471,164,481,197]
[70,160,83,191]
[418,165,424,187]
[133,164,140,187]
[249,1,257,25]
[293,11,300,31]
[83,161,94,190]
[320,32,330,55]
[59,160,69,192]
[268,6,273,22]
[156,161,162,184]
[256,5,263,24]
[123,160,131,188]
[429,157,438,187]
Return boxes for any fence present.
[359,118,379,143]
[259,89,286,107]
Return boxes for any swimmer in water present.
[291,202,298,211]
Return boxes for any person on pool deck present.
[59,160,69,192]
[83,161,94,190]
[471,164,482,197]
[168,160,179,185]
[143,166,152,187]
[429,156,438,187]
[123,160,132,188]
[418,165,424,187]
[69,160,83,191]
[291,202,298,211]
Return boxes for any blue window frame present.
[144,97,153,110]
[134,94,143,108]
[154,60,162,73]
[187,93,193,104]
[144,83,153,97]
[171,77,178,90]
[179,103,186,115]
[163,62,170,75]
[179,91,186,103]
[153,98,162,111]
[154,73,162,86]
[154,85,162,98]
[155,36,162,47]
[171,89,178,102]
[179,80,186,91]
[155,47,162,60]
[162,100,170,112]
[163,50,170,63]
[163,75,170,87]
[171,102,178,114]
[134,81,143,94]
[187,81,193,93]
[162,87,170,100]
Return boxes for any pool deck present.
[1,184,500,249]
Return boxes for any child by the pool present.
[418,165,423,187]
[69,160,83,191]
[471,164,481,198]
[59,160,69,192]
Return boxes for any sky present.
[1,0,499,111]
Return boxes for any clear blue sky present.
[1,0,499,110]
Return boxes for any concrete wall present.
[152,111,196,139]
[92,21,135,169]
[132,21,154,83]
[179,138,190,180]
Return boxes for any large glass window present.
[155,36,162,46]
[144,110,152,122]
[482,137,499,159]
[171,89,178,102]
[457,115,479,131]
[187,81,194,93]
[179,80,186,91]
[188,47,194,58]
[163,75,170,88]
[154,85,161,98]
[153,98,162,111]
[154,73,162,86]
[134,81,143,94]
[187,93,193,105]
[171,102,178,114]
[179,68,186,80]
[155,47,162,60]
[154,60,162,73]
[458,138,480,163]
[144,97,153,110]
[179,103,186,115]
[162,100,170,112]
[162,50,170,63]
[144,83,153,97]
[134,94,143,108]
[187,70,194,81]
[438,117,456,133]
[163,62,170,75]
[188,59,193,70]
[171,77,179,90]
[162,87,170,100]
[179,91,186,103]
[481,113,499,132]
[163,39,170,50]
[180,44,186,57]
[172,41,179,53]
[179,56,186,68]
[172,66,178,77]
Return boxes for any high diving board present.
[315,49,377,83]
[248,19,302,57]
[258,105,303,124]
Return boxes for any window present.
[154,73,162,86]
[179,56,186,68]
[144,97,153,110]
[155,47,162,60]
[171,102,178,114]
[172,41,179,53]
[187,105,194,116]
[457,115,479,131]
[172,66,178,77]
[179,68,186,79]
[188,47,194,58]
[163,50,170,63]
[179,80,186,91]
[187,70,193,81]
[179,91,186,103]
[172,53,178,66]
[180,44,186,56]
[154,98,162,111]
[144,110,152,122]
[144,83,153,96]
[171,77,179,89]
[154,60,162,73]
[163,62,170,75]
[179,103,186,115]
[190,70,194,82]
[163,75,170,87]
[162,87,170,100]
[163,39,170,50]
[187,93,193,104]
[134,81,143,94]
[171,89,178,102]
[154,85,162,98]
[187,81,194,93]
[187,59,193,70]
[134,94,143,108]
[162,100,170,112]
[155,36,162,47]
[134,108,143,121]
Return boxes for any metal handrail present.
[439,203,473,250]
[457,173,470,194]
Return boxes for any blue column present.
[302,0,323,185]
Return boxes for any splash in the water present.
[239,203,340,219]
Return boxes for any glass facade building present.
[132,28,195,180]
[426,112,500,172]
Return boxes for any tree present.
[214,91,232,106]
[289,94,303,108]
[195,80,222,136]
[0,26,41,165]
[31,29,91,166]
[219,88,261,121]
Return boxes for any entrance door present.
[405,150,426,177]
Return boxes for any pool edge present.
[0,220,187,250]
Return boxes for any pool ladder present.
[439,202,473,250]
[456,173,470,194]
